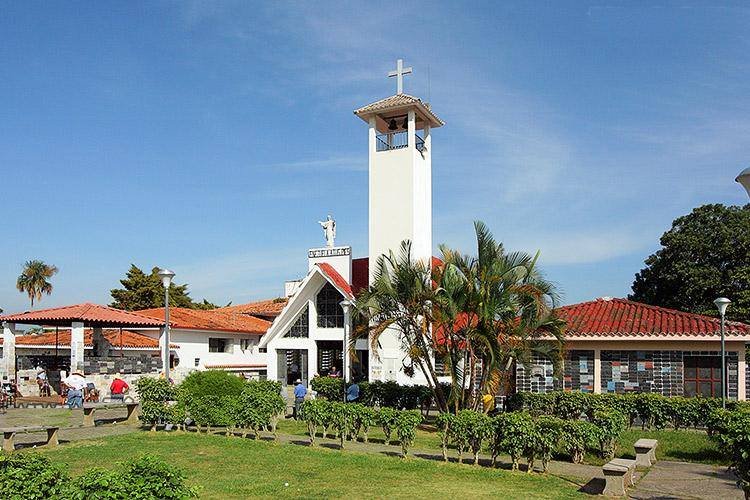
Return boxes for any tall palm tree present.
[16,260,58,308]
[354,241,449,412]
[438,222,566,410]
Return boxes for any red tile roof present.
[0,303,164,328]
[218,298,288,318]
[136,307,270,335]
[558,297,750,338]
[316,263,354,299]
[0,328,166,349]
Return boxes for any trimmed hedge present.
[300,400,423,457]
[438,409,626,471]
[507,391,749,430]
[708,406,750,497]
[137,374,285,439]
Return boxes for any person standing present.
[110,375,129,402]
[293,379,307,420]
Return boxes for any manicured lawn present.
[34,432,585,499]
[616,428,725,465]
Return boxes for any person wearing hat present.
[293,379,307,420]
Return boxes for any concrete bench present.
[1,426,59,452]
[602,458,636,496]
[634,438,658,467]
[82,402,139,427]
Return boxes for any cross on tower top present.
[388,59,412,95]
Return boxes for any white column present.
[70,321,85,374]
[407,110,416,148]
[738,347,746,401]
[341,301,352,385]
[593,348,602,394]
[158,326,167,374]
[2,322,18,380]
[368,117,376,154]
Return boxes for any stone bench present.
[1,426,59,452]
[634,438,658,467]
[82,402,139,427]
[602,458,636,496]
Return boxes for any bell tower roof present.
[354,93,444,131]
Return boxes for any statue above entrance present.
[318,214,336,247]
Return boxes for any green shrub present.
[436,412,456,462]
[236,386,285,440]
[497,411,538,471]
[0,453,70,499]
[667,397,699,430]
[710,410,750,496]
[553,392,590,420]
[534,416,563,472]
[378,407,399,445]
[121,454,197,499]
[301,399,330,445]
[328,402,351,448]
[136,377,175,430]
[179,370,246,399]
[70,468,128,499]
[635,393,670,430]
[591,409,627,459]
[560,419,598,464]
[357,405,378,442]
[310,376,344,401]
[394,409,423,457]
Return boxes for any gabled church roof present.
[354,94,444,127]
[258,263,353,348]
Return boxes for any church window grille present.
[284,305,309,338]
[316,283,344,328]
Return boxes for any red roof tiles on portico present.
[316,263,354,299]
[0,303,164,328]
[218,298,288,318]
[136,307,271,335]
[0,328,169,349]
[558,297,750,338]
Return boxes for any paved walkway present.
[630,461,741,499]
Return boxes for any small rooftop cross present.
[388,59,412,95]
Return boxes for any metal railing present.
[376,131,426,153]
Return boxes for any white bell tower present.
[353,59,444,383]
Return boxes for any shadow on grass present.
[579,477,604,495]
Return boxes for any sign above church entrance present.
[308,247,351,258]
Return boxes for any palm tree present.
[437,221,566,410]
[16,260,58,308]
[354,241,449,412]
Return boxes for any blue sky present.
[1,1,749,312]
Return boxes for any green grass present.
[33,432,585,499]
[616,429,725,464]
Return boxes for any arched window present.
[316,282,344,328]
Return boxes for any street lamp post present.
[340,300,353,403]
[158,268,176,382]
[713,297,731,409]
[736,167,750,198]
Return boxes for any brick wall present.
[83,355,162,375]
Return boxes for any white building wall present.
[139,328,267,379]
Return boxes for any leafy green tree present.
[110,264,218,311]
[630,204,750,322]
[16,260,58,308]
